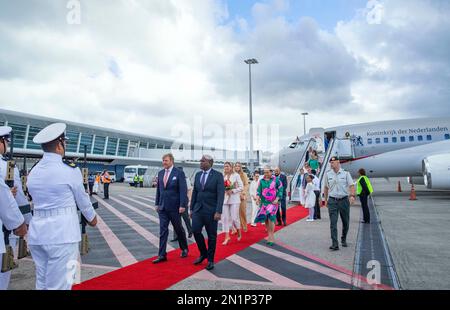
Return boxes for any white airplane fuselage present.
[278,117,450,189]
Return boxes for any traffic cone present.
[397,181,402,192]
[409,184,417,201]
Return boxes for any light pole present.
[301,112,309,136]
[245,58,258,173]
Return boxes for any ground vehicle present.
[124,165,149,186]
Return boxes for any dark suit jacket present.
[155,167,188,212]
[277,173,288,198]
[190,169,225,215]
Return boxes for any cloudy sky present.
[1,0,449,151]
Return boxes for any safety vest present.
[357,176,373,195]
[139,175,144,182]
[102,173,111,184]
[134,175,139,182]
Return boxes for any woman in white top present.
[304,174,316,222]
[222,162,244,245]
[249,170,260,227]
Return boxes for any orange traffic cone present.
[409,184,417,201]
[397,181,402,192]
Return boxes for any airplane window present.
[384,137,389,143]
[400,136,406,142]
[368,138,372,144]
[375,138,381,144]
[427,135,432,141]
[392,137,397,143]
[418,135,423,141]
[409,136,414,142]
[445,134,450,140]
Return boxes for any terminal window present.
[65,131,79,153]
[8,123,27,149]
[400,136,406,142]
[93,136,106,155]
[118,139,128,156]
[27,126,43,150]
[106,138,118,156]
[392,137,398,143]
[427,135,432,141]
[80,134,94,154]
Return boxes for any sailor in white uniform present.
[27,123,97,290]
[0,177,27,290]
[0,126,32,290]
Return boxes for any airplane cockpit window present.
[289,142,298,149]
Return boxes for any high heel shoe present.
[237,230,242,241]
[222,238,231,246]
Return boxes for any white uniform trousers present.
[0,235,17,290]
[29,242,79,290]
[251,200,259,225]
[221,203,240,233]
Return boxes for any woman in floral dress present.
[255,167,283,246]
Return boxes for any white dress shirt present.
[27,152,97,245]
[0,179,24,254]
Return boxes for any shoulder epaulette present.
[63,159,77,168]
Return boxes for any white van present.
[124,165,148,186]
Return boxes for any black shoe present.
[206,262,214,271]
[276,222,282,226]
[152,256,167,264]
[341,241,348,247]
[283,222,287,226]
[170,238,178,242]
[188,232,193,238]
[193,256,206,265]
[329,245,339,251]
[180,249,189,258]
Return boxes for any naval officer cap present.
[33,123,68,145]
[0,126,12,140]
[329,156,340,162]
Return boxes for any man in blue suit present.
[153,153,189,263]
[190,155,224,271]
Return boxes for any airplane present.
[277,117,450,190]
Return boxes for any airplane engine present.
[422,154,450,190]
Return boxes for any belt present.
[19,204,32,215]
[34,206,77,218]
[329,196,348,201]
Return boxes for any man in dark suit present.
[190,155,224,271]
[274,167,288,226]
[153,153,189,264]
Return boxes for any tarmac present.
[7,178,450,290]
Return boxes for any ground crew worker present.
[134,174,139,188]
[0,126,30,290]
[139,174,144,188]
[101,170,111,199]
[26,123,97,290]
[323,156,355,251]
[0,178,27,290]
[357,168,373,224]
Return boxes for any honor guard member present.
[0,178,27,290]
[27,123,98,290]
[323,156,356,251]
[0,126,30,290]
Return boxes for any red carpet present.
[74,205,308,290]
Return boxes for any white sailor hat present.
[0,126,12,139]
[33,123,68,144]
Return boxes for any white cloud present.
[0,0,449,151]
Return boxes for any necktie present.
[200,171,207,189]
[163,169,170,187]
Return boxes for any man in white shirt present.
[27,123,97,290]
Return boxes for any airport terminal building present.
[0,108,260,181]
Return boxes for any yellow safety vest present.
[357,176,373,195]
